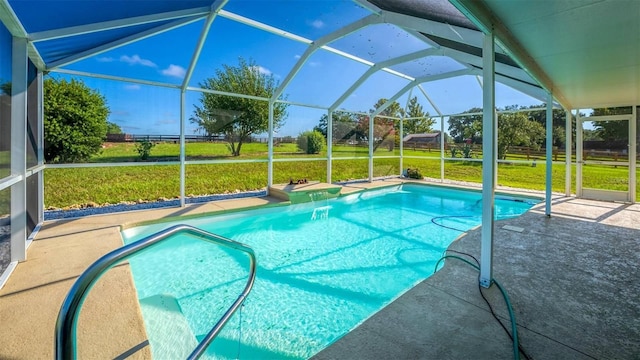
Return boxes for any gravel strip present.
[44,190,267,221]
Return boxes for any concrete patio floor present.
[315,197,640,359]
[1,180,639,359]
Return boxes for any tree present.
[372,98,404,119]
[314,112,363,142]
[403,96,435,135]
[106,121,123,134]
[44,77,110,163]
[448,106,546,159]
[591,107,631,141]
[524,104,574,147]
[362,98,402,151]
[448,107,483,143]
[497,112,545,160]
[583,129,603,141]
[190,57,288,156]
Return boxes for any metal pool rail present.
[54,224,257,360]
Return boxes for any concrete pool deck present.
[315,196,640,359]
[1,179,639,359]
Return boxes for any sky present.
[40,0,544,137]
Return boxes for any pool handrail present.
[54,224,257,360]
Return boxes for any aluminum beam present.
[449,0,572,110]
[10,36,27,262]
[272,14,381,101]
[576,111,583,197]
[329,48,439,111]
[565,110,572,196]
[37,71,44,226]
[0,0,45,69]
[327,111,333,183]
[398,87,414,176]
[218,10,312,45]
[267,101,274,188]
[440,115,445,181]
[371,69,477,118]
[545,95,553,216]
[417,85,443,117]
[47,15,205,70]
[182,1,228,89]
[51,68,181,89]
[630,106,637,203]
[368,111,374,182]
[480,32,496,288]
[179,91,186,207]
[30,6,212,42]
[381,10,482,48]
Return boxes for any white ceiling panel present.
[480,0,640,109]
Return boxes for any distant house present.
[403,132,441,145]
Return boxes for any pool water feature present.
[121,184,537,359]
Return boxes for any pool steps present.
[54,225,256,360]
[139,294,197,358]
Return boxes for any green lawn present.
[0,151,9,179]
[39,142,640,208]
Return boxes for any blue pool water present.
[121,184,537,359]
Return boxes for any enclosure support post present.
[10,36,27,262]
[267,101,274,190]
[368,112,374,182]
[440,116,445,182]
[480,31,496,288]
[399,112,404,176]
[576,111,583,197]
[327,110,333,183]
[399,87,413,177]
[545,95,553,216]
[630,106,637,203]
[37,70,44,226]
[179,90,186,207]
[565,110,572,196]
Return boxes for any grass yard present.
[41,142,640,208]
[0,151,9,179]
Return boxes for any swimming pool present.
[121,184,537,359]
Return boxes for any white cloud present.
[294,54,301,59]
[96,56,114,62]
[252,65,272,76]
[161,64,186,78]
[120,54,157,67]
[309,61,321,67]
[124,84,141,91]
[309,19,325,29]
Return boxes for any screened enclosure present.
[1,0,638,286]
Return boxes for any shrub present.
[44,77,110,163]
[135,140,155,160]
[297,130,326,154]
